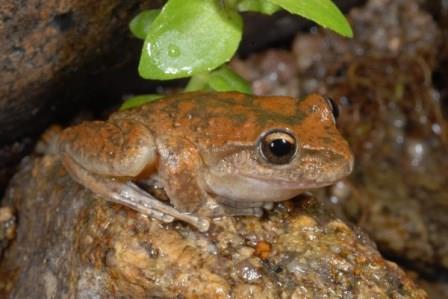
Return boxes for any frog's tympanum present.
[59,92,353,231]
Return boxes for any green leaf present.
[185,66,252,94]
[185,72,210,92]
[120,94,162,110]
[129,9,161,40]
[208,66,252,93]
[138,0,243,80]
[237,0,281,15]
[268,0,353,37]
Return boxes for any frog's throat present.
[244,174,341,189]
[202,173,334,203]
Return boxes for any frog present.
[59,92,353,232]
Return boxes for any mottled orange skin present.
[112,92,348,152]
[59,92,353,231]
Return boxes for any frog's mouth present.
[240,151,354,192]
[204,155,353,202]
[244,174,337,188]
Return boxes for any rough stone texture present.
[0,0,162,144]
[0,154,426,298]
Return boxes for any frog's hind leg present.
[59,119,210,232]
[59,119,158,178]
[62,155,210,232]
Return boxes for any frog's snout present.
[326,149,354,183]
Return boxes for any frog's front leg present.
[155,135,212,214]
[156,135,265,219]
[59,120,210,232]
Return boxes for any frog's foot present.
[263,202,274,210]
[215,199,265,209]
[62,156,210,232]
[206,198,266,217]
[221,206,264,218]
[204,198,277,218]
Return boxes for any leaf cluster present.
[123,0,352,109]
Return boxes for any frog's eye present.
[324,96,339,121]
[258,129,297,165]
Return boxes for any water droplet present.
[167,44,180,58]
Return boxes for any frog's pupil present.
[270,139,292,157]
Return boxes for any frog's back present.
[110,92,303,146]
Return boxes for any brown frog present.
[59,92,353,231]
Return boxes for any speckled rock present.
[0,154,426,298]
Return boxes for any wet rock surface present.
[0,155,426,298]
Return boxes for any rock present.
[0,154,426,298]
[0,138,34,196]
[0,0,160,145]
[416,277,448,299]
[230,50,299,97]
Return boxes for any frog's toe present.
[220,206,264,218]
[263,202,274,210]
[253,208,264,217]
[144,210,174,223]
[195,217,210,232]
